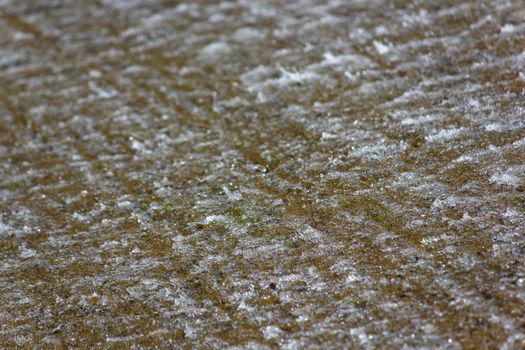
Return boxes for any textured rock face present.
[1,0,524,348]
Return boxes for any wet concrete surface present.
[1,0,525,348]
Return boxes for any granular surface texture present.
[1,0,524,348]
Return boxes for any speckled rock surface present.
[1,0,525,348]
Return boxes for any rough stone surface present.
[1,0,524,348]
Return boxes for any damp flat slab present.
[0,0,524,348]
